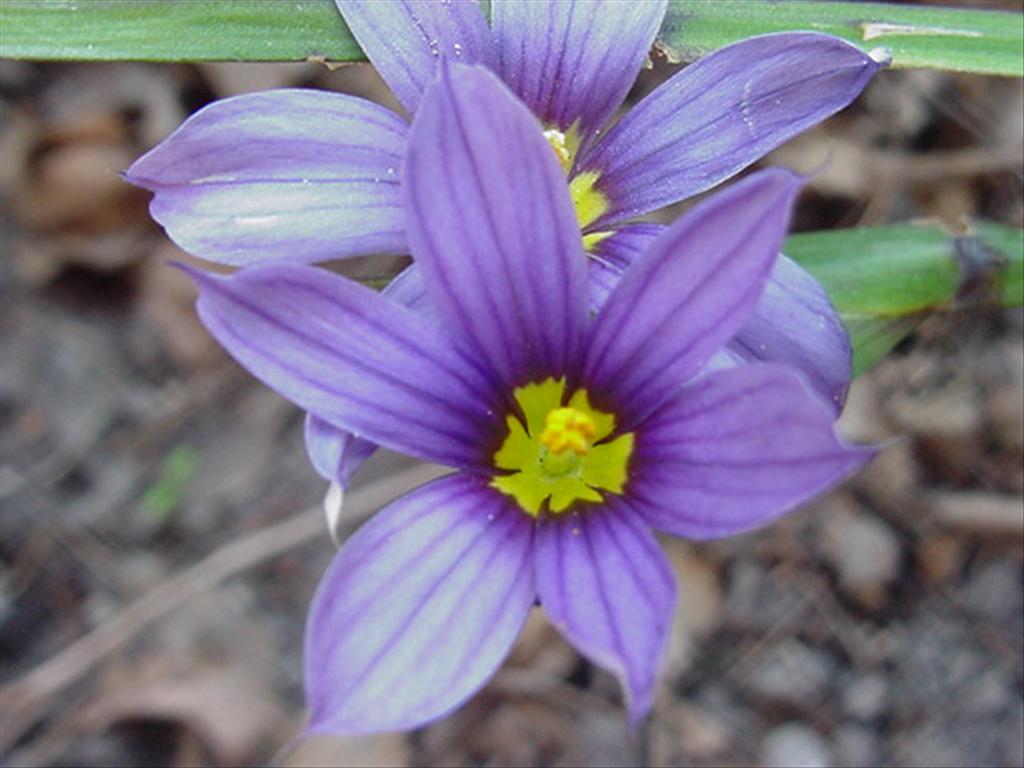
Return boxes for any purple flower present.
[125,2,882,496]
[183,64,873,733]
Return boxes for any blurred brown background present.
[1,31,1022,768]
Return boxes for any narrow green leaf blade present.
[662,1,1024,77]
[0,0,359,62]
[1,0,1021,77]
[785,221,1024,375]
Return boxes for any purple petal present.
[335,0,495,115]
[381,262,425,301]
[587,223,664,312]
[492,0,666,135]
[728,255,852,414]
[125,89,407,266]
[632,363,874,540]
[578,33,881,227]
[305,474,535,734]
[404,63,587,388]
[588,225,851,413]
[379,261,434,318]
[301,264,437,489]
[535,505,675,726]
[304,413,376,488]
[583,169,803,430]
[188,262,500,470]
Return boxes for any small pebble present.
[746,640,833,706]
[842,674,888,720]
[819,499,902,609]
[760,723,832,768]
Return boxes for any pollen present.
[539,407,597,456]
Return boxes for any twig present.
[882,145,1023,182]
[491,666,616,714]
[0,463,448,752]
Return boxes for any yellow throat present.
[491,377,634,516]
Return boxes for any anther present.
[539,407,597,456]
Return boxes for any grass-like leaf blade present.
[1,0,1020,77]
[662,0,1024,78]
[785,221,1023,375]
[0,0,359,63]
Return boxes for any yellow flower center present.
[569,171,609,230]
[491,377,634,517]
[543,125,612,245]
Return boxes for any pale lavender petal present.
[301,264,438,488]
[379,261,431,315]
[583,169,803,430]
[404,64,587,388]
[378,261,442,328]
[188,262,500,470]
[492,0,666,135]
[304,413,375,488]
[578,33,881,227]
[125,89,407,266]
[535,505,675,726]
[632,363,874,540]
[728,255,851,414]
[305,474,535,734]
[335,0,495,115]
[589,225,851,412]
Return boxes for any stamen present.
[539,407,597,456]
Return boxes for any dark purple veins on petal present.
[187,262,502,471]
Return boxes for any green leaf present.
[661,1,1024,78]
[1,0,1021,77]
[0,0,359,62]
[785,221,1024,375]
